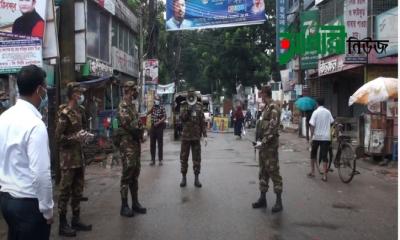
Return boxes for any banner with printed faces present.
[166,0,266,31]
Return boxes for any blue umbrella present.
[295,96,317,111]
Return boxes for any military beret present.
[67,82,86,92]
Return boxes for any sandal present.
[321,176,328,182]
[307,173,315,178]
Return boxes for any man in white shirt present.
[166,0,193,30]
[308,98,334,182]
[0,65,54,239]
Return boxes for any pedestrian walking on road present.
[308,98,334,182]
[147,95,166,166]
[234,105,244,139]
[179,88,207,188]
[56,82,93,237]
[0,65,54,240]
[252,86,283,213]
[115,81,147,217]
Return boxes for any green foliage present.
[157,0,278,95]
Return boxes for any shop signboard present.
[87,58,113,77]
[144,59,159,84]
[166,0,266,31]
[0,0,47,39]
[344,0,368,63]
[375,7,398,58]
[0,40,42,74]
[318,54,362,77]
[111,47,135,76]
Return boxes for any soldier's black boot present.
[194,174,202,188]
[252,192,267,208]
[150,159,155,166]
[180,174,187,187]
[130,188,147,214]
[120,198,134,217]
[59,214,76,237]
[271,192,283,213]
[71,215,92,231]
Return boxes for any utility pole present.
[56,0,76,183]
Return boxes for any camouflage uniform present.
[179,100,207,175]
[256,102,282,194]
[56,103,87,217]
[116,99,142,200]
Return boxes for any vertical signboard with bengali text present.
[344,0,368,63]
[276,0,286,61]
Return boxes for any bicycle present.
[315,122,360,183]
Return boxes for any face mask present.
[78,95,85,105]
[38,86,48,110]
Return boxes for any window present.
[87,2,110,62]
[320,0,344,25]
[112,20,118,47]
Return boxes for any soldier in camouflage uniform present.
[56,82,93,237]
[116,81,147,217]
[179,88,207,188]
[252,86,283,213]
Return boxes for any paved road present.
[0,130,397,240]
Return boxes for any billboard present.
[144,59,159,84]
[300,10,319,69]
[166,0,266,31]
[344,0,368,63]
[0,0,47,39]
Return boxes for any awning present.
[78,76,112,88]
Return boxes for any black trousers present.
[0,192,51,240]
[150,126,164,162]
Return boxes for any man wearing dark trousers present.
[0,65,54,240]
[147,95,166,166]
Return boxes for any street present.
[3,129,392,240]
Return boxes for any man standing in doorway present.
[56,82,93,237]
[308,98,334,182]
[252,86,283,213]
[147,95,166,166]
[116,81,147,217]
[179,88,207,188]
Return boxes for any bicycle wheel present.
[338,143,356,183]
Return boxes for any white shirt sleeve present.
[330,113,334,124]
[309,111,316,127]
[28,123,54,220]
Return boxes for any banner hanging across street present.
[157,83,175,95]
[166,0,266,31]
[0,0,47,39]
